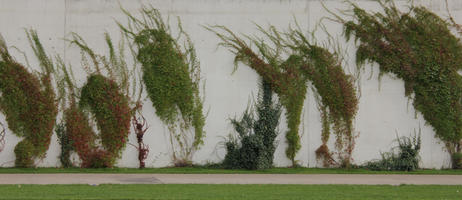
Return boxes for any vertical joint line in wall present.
[306,0,310,168]
[63,0,67,62]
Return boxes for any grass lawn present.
[0,166,461,174]
[0,184,460,199]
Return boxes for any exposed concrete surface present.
[0,174,461,185]
[0,0,461,169]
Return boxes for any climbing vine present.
[119,6,205,166]
[223,79,282,169]
[0,122,5,153]
[132,112,149,168]
[56,121,73,167]
[338,1,462,168]
[208,25,358,167]
[58,33,134,168]
[0,30,58,167]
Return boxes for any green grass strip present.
[0,184,461,199]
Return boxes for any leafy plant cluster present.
[289,34,358,168]
[0,122,5,153]
[58,34,133,168]
[365,133,421,171]
[452,152,462,169]
[223,80,282,170]
[132,111,149,169]
[55,122,73,168]
[208,24,358,166]
[340,1,462,168]
[0,30,58,167]
[119,6,205,166]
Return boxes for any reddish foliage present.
[0,52,57,167]
[65,74,131,168]
[132,112,149,169]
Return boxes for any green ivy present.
[285,31,359,168]
[119,6,205,165]
[208,25,358,167]
[341,1,462,168]
[80,74,131,160]
[56,122,73,168]
[0,30,58,167]
[59,33,133,168]
[224,79,282,169]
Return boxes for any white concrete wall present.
[0,0,460,168]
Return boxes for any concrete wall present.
[0,0,460,168]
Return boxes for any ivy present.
[80,74,131,161]
[119,6,205,166]
[208,25,358,167]
[285,30,359,168]
[59,33,133,168]
[56,122,73,168]
[0,30,58,167]
[340,1,462,168]
[223,79,282,169]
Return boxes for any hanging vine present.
[119,6,206,166]
[0,122,6,153]
[58,33,136,168]
[208,24,358,167]
[287,32,358,168]
[132,112,149,168]
[0,30,58,167]
[336,1,462,168]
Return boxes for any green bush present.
[451,153,462,169]
[55,122,73,168]
[365,133,421,171]
[223,80,281,170]
[83,149,113,168]
[13,140,35,168]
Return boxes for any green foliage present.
[80,74,131,158]
[341,1,462,167]
[0,30,58,167]
[59,33,133,168]
[64,103,100,168]
[208,24,358,166]
[223,80,282,170]
[285,30,359,168]
[365,133,421,171]
[119,6,205,164]
[3,184,462,200]
[13,140,35,167]
[55,122,73,168]
[451,153,462,169]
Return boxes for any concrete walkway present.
[0,174,461,185]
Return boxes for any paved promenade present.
[0,174,461,185]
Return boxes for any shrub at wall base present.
[365,133,421,171]
[223,80,282,169]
